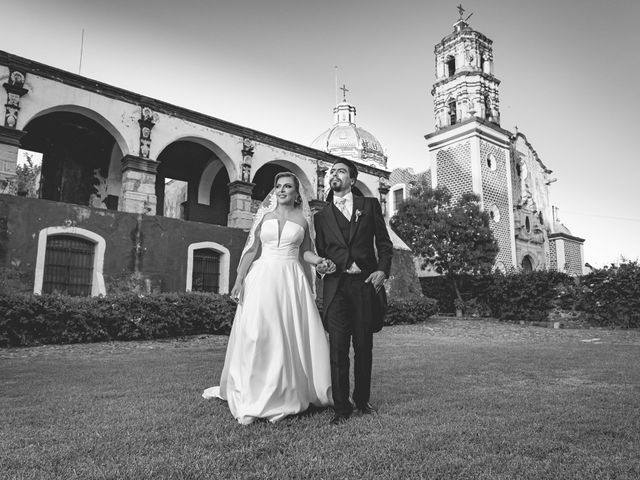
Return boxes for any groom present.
[314,159,393,425]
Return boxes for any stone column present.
[378,178,390,217]
[120,155,158,214]
[1,69,28,184]
[227,180,255,229]
[0,126,26,184]
[316,163,328,201]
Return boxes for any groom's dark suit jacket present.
[314,195,393,333]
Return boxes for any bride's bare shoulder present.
[289,210,308,230]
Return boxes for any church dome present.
[311,100,388,169]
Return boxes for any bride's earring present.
[295,194,302,207]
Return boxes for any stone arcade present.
[0,51,391,296]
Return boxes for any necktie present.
[334,197,350,219]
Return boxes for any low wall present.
[0,194,248,293]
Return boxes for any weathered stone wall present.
[0,194,248,293]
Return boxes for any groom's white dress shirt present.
[333,192,353,220]
[333,192,361,274]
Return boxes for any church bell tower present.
[425,7,517,270]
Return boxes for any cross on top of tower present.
[457,4,465,19]
[340,84,349,102]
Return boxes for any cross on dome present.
[340,84,349,102]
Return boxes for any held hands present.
[365,270,386,293]
[316,258,336,275]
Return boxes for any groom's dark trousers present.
[314,196,393,417]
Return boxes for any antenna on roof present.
[78,28,85,74]
[334,65,338,105]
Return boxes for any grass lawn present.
[1,318,639,480]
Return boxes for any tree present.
[390,180,499,307]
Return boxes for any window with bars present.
[43,235,94,296]
[192,249,221,293]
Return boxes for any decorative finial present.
[457,4,465,19]
[340,84,349,102]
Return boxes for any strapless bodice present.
[259,219,304,260]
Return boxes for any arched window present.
[446,55,456,77]
[448,100,457,125]
[34,227,106,297]
[525,216,531,233]
[186,242,231,294]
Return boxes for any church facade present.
[388,16,585,276]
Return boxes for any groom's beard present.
[330,179,351,193]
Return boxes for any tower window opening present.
[448,100,457,125]
[446,56,456,77]
[484,95,491,121]
[525,216,531,233]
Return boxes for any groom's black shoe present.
[355,402,378,415]
[330,413,350,425]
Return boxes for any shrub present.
[0,292,439,347]
[0,292,237,347]
[484,270,573,322]
[577,261,640,328]
[384,296,438,326]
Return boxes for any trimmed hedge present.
[420,263,640,328]
[484,271,573,322]
[384,296,438,326]
[0,292,437,347]
[0,292,237,347]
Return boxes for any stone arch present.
[21,107,127,208]
[354,180,374,197]
[521,254,534,272]
[22,104,129,158]
[155,137,233,225]
[154,136,236,181]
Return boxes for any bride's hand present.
[230,282,244,303]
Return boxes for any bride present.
[203,172,333,424]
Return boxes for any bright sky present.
[4,0,639,267]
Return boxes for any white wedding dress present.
[203,218,332,424]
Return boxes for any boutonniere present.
[354,209,363,222]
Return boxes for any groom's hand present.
[365,270,386,293]
[316,258,336,275]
